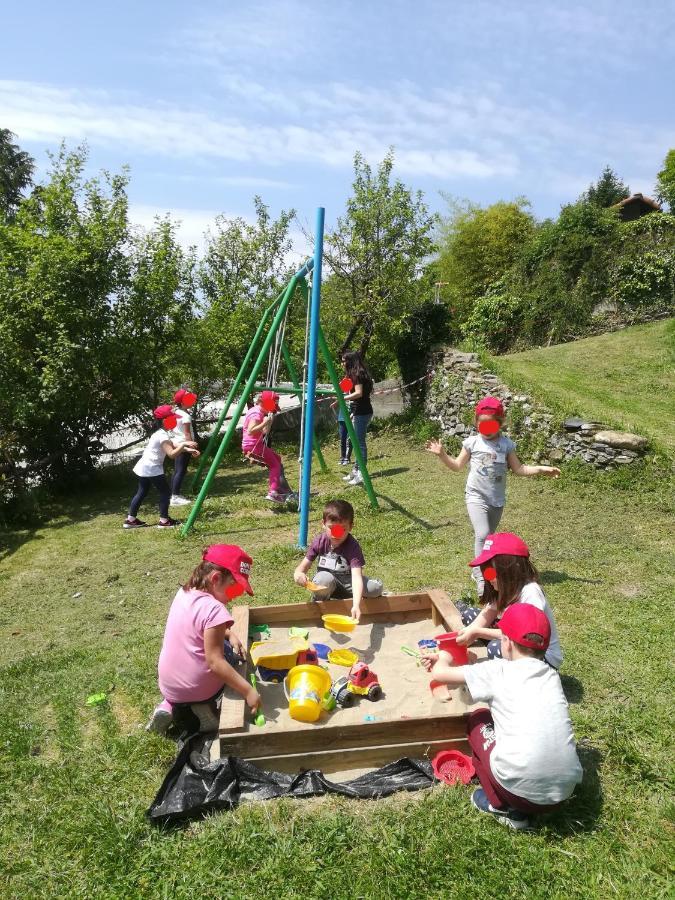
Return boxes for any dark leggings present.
[338,420,351,460]
[128,474,170,519]
[172,452,189,495]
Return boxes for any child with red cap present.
[425,395,560,597]
[242,391,297,503]
[422,603,582,830]
[146,544,261,735]
[123,405,200,529]
[457,531,563,668]
[169,387,198,507]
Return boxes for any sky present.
[1,0,674,256]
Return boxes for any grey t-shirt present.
[463,433,516,507]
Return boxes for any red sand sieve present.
[431,750,475,786]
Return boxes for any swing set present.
[182,208,378,548]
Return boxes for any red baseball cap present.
[202,544,254,595]
[260,390,280,412]
[475,396,505,418]
[153,404,174,420]
[174,388,197,406]
[469,532,530,567]
[499,603,550,651]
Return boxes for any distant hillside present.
[488,318,675,453]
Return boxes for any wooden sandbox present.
[212,590,483,779]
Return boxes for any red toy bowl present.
[431,750,475,785]
[435,632,469,665]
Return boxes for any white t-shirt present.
[464,657,583,804]
[170,409,192,442]
[462,433,516,507]
[133,429,171,478]
[489,581,563,669]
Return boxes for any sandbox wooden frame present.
[214,590,472,775]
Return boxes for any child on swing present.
[425,396,560,597]
[146,544,261,736]
[242,390,296,503]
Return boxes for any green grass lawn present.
[487,318,675,452]
[1,429,674,899]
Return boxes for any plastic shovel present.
[249,673,265,727]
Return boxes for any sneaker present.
[123,517,148,529]
[342,469,356,481]
[282,491,299,504]
[339,458,351,466]
[470,788,532,831]
[156,517,180,528]
[145,706,173,736]
[170,495,191,506]
[190,702,220,733]
[265,491,286,503]
[348,471,364,486]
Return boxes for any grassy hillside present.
[487,318,675,453]
[1,431,673,898]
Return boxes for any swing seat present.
[243,451,268,468]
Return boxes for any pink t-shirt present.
[158,587,234,704]
[242,407,265,452]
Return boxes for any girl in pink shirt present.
[242,391,296,503]
[146,544,261,736]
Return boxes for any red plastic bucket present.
[431,750,475,785]
[435,632,469,665]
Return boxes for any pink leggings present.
[245,444,282,492]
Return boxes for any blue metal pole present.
[298,208,325,549]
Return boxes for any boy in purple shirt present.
[293,499,383,620]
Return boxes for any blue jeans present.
[338,420,351,460]
[129,474,170,518]
[172,452,189,495]
[351,413,372,469]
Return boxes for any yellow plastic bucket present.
[284,665,332,723]
[322,614,357,633]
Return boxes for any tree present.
[655,149,675,212]
[0,128,35,220]
[199,197,296,385]
[321,150,436,374]
[581,165,629,208]
[0,145,133,484]
[436,197,535,328]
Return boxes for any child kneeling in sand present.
[293,499,383,621]
[146,544,261,735]
[422,604,582,830]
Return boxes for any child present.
[425,396,560,596]
[146,544,261,735]
[422,603,582,830]
[340,351,374,487]
[293,499,383,621]
[124,405,200,529]
[170,387,198,506]
[456,531,563,669]
[334,351,352,466]
[241,390,296,503]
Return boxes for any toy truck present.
[250,639,318,682]
[329,662,382,708]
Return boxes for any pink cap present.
[475,396,505,418]
[499,603,550,651]
[260,390,280,412]
[174,388,197,406]
[153,404,174,420]
[469,532,529,567]
[203,544,254,595]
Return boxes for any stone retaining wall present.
[426,349,648,468]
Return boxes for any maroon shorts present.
[467,709,561,814]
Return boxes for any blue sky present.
[1,0,674,254]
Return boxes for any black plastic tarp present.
[147,735,436,825]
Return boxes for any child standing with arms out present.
[426,396,560,597]
[422,604,582,830]
[170,388,198,506]
[123,405,200,530]
[146,544,261,735]
[456,531,563,668]
[293,499,383,621]
[242,390,295,503]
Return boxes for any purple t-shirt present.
[306,533,365,582]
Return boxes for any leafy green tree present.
[655,149,675,211]
[0,145,134,484]
[321,150,436,375]
[0,128,35,220]
[199,197,296,385]
[581,165,629,208]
